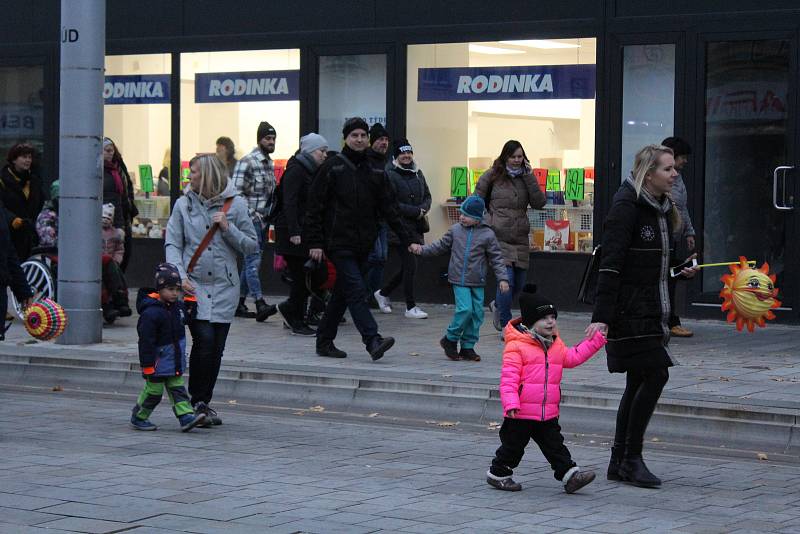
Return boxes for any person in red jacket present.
[486,285,606,494]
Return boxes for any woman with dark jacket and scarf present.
[374,139,431,319]
[274,133,329,336]
[103,138,138,272]
[0,143,44,260]
[475,140,546,332]
[587,144,698,489]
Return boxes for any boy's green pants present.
[133,376,193,420]
[445,285,485,349]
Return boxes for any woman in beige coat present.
[475,140,546,332]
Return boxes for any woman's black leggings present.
[613,367,669,456]
[380,244,417,310]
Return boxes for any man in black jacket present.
[305,117,410,361]
[0,198,33,340]
[364,123,391,304]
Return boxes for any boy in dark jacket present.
[130,263,206,432]
[411,195,509,361]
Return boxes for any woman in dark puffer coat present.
[374,139,431,319]
[587,144,698,489]
[274,133,329,336]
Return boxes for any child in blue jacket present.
[130,263,206,432]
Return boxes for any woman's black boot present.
[607,444,624,481]
[619,455,662,488]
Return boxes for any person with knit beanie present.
[231,121,279,321]
[374,138,431,320]
[486,284,607,494]
[410,195,509,361]
[364,122,391,309]
[304,117,411,361]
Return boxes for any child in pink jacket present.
[486,284,607,494]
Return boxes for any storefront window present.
[0,65,45,181]
[318,54,386,146]
[408,39,596,253]
[104,53,171,239]
[180,49,300,188]
[621,44,676,181]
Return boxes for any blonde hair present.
[632,144,682,232]
[189,154,228,200]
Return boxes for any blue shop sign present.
[103,75,170,104]
[417,65,595,101]
[195,70,299,103]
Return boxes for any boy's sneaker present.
[178,412,207,432]
[563,467,596,494]
[440,337,460,360]
[489,300,502,331]
[459,347,481,361]
[374,290,392,314]
[486,471,522,491]
[404,306,428,319]
[194,402,222,426]
[367,336,395,361]
[130,416,157,431]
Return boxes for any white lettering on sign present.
[456,73,554,94]
[103,81,166,100]
[208,76,290,97]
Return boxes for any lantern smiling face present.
[720,257,781,332]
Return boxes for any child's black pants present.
[490,417,576,481]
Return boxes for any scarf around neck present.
[104,160,124,196]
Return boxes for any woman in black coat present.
[587,144,698,489]
[0,143,44,260]
[274,133,329,336]
[374,139,431,319]
[102,138,138,272]
[0,198,33,338]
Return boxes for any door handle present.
[773,166,794,211]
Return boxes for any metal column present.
[57,0,105,344]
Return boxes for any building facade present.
[2,0,799,320]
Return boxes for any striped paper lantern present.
[24,298,68,341]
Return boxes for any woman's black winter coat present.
[385,160,431,245]
[0,164,44,259]
[591,179,679,372]
[274,153,316,257]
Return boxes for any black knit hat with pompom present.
[519,284,557,327]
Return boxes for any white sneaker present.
[374,290,392,313]
[404,306,428,319]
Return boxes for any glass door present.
[700,37,798,312]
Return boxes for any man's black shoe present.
[367,336,394,361]
[276,300,296,329]
[235,302,256,318]
[292,324,317,337]
[255,298,277,322]
[317,341,347,358]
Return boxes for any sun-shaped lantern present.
[24,298,68,341]
[719,257,780,332]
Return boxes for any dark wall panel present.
[615,0,800,17]
[376,0,602,28]
[0,0,59,45]
[106,0,184,40]
[180,0,376,36]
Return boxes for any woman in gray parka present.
[166,154,257,426]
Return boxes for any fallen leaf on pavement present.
[757,452,769,461]
[409,352,420,356]
[51,385,63,392]
[309,405,325,412]
[719,376,731,381]
[651,437,661,442]
[770,377,785,382]
[368,413,380,418]
[442,374,452,378]
[228,399,238,404]
[437,421,459,427]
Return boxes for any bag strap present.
[187,197,234,273]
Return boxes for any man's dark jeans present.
[317,250,379,346]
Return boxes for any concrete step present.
[1,352,797,457]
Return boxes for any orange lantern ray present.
[719,256,780,332]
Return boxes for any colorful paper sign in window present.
[138,164,154,193]
[564,168,585,201]
[469,169,484,195]
[546,169,561,192]
[533,168,548,190]
[450,167,469,197]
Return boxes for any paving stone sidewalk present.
[3,296,799,408]
[0,389,798,534]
